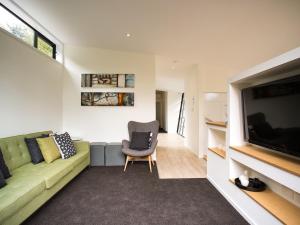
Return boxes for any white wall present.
[155,55,186,93]
[184,65,200,155]
[63,45,155,142]
[204,92,227,122]
[167,91,181,133]
[200,47,300,93]
[156,76,184,93]
[0,30,63,137]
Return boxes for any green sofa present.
[0,131,90,225]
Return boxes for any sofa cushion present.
[0,148,11,179]
[0,136,31,172]
[41,159,74,189]
[41,147,88,189]
[37,137,61,163]
[73,141,90,153]
[0,131,52,171]
[54,132,76,159]
[63,147,89,168]
[40,143,89,189]
[0,166,45,222]
[41,144,89,189]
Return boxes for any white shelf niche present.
[230,159,300,225]
[208,128,226,148]
[229,147,300,193]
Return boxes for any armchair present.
[122,120,159,172]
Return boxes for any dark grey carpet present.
[23,163,248,225]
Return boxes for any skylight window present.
[0,3,56,59]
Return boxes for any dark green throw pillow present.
[0,170,7,188]
[25,134,49,164]
[0,149,11,179]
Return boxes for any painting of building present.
[81,74,135,88]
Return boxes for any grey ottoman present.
[90,142,106,166]
[105,142,125,166]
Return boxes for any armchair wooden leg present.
[124,155,129,172]
[151,156,155,166]
[148,155,152,173]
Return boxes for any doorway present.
[156,90,167,133]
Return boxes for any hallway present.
[156,133,207,179]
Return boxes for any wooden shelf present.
[208,147,226,158]
[206,121,227,127]
[229,180,300,225]
[231,145,300,176]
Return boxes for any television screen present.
[242,74,300,158]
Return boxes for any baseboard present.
[207,176,255,225]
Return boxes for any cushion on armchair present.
[129,132,151,150]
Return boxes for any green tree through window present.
[37,37,53,58]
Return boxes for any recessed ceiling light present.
[171,60,177,69]
[125,33,131,37]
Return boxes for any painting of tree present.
[81,92,134,106]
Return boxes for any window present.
[0,3,56,59]
[37,36,55,58]
[177,93,185,137]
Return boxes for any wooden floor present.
[156,133,207,179]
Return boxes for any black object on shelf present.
[234,178,266,192]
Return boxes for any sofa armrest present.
[73,141,90,153]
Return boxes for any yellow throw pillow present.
[37,137,61,163]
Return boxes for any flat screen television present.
[242,74,300,158]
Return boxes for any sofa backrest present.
[0,131,52,171]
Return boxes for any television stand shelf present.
[208,147,226,158]
[206,121,226,127]
[230,145,300,176]
[229,179,300,225]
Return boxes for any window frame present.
[177,93,185,137]
[0,3,56,59]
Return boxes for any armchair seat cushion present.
[122,147,154,157]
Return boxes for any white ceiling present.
[155,56,191,92]
[12,0,300,66]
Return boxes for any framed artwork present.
[81,92,134,106]
[81,74,135,88]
